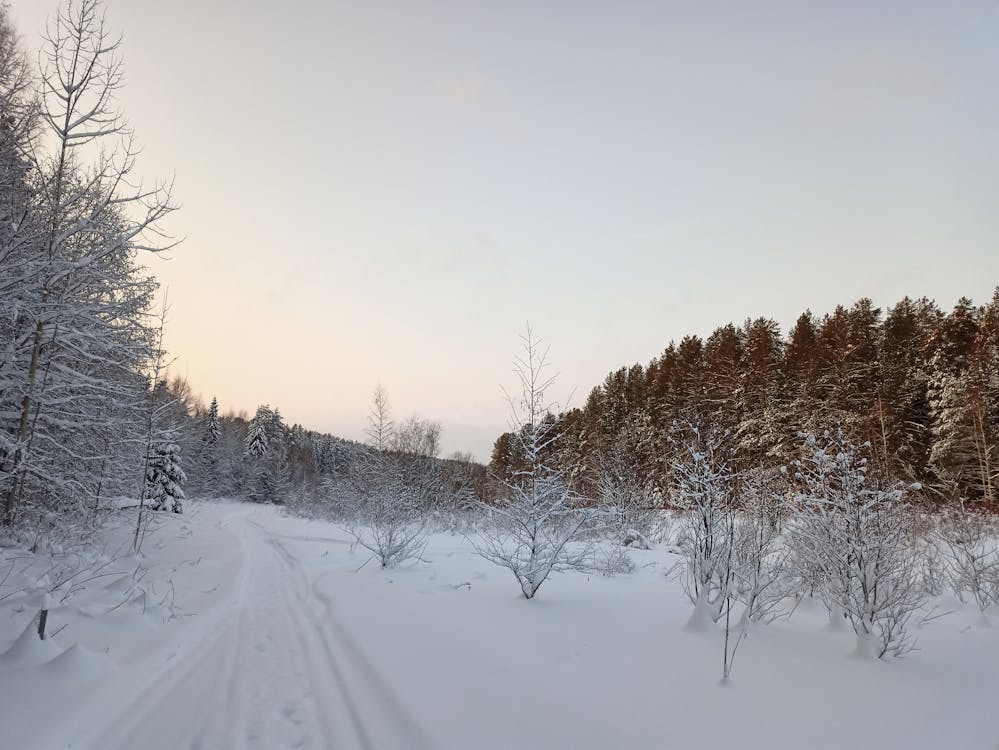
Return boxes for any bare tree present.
[473,326,606,599]
[340,389,429,568]
[392,415,441,458]
[1,0,176,530]
[732,470,792,626]
[935,504,999,619]
[344,469,429,568]
[365,384,394,451]
[671,427,738,629]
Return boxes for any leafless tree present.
[341,389,430,567]
[935,504,999,618]
[474,326,607,599]
[365,384,394,452]
[671,427,738,629]
[1,0,176,531]
[344,464,428,568]
[732,471,792,626]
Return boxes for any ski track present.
[268,532,436,750]
[84,512,432,750]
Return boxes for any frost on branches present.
[788,429,925,658]
[671,428,738,629]
[147,443,186,514]
[244,408,271,458]
[0,0,177,535]
[934,505,999,619]
[334,388,438,568]
[344,451,429,569]
[474,327,607,599]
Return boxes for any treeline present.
[157,381,486,511]
[491,293,999,505]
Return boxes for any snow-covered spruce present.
[147,443,186,514]
[205,397,221,447]
[244,407,271,458]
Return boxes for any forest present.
[492,294,999,508]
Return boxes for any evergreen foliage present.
[491,293,999,506]
[147,442,186,514]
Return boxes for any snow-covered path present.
[81,509,434,750]
[3,499,998,750]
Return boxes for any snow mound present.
[0,619,62,670]
[44,643,114,679]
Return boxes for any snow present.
[0,618,62,669]
[1,499,997,749]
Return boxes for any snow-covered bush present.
[589,544,636,575]
[935,505,999,615]
[730,474,792,625]
[788,430,926,658]
[671,428,737,628]
[474,327,608,599]
[341,452,428,569]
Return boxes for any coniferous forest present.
[491,295,999,507]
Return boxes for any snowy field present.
[1,499,997,750]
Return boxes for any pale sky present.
[12,0,999,460]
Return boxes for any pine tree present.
[928,351,981,499]
[876,298,934,483]
[704,323,742,433]
[735,317,783,464]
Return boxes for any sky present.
[11,0,999,461]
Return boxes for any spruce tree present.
[205,397,221,446]
[245,407,270,458]
[148,442,186,513]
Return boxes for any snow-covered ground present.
[1,499,997,750]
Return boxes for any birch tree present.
[1,0,176,531]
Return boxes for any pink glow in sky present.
[12,0,999,459]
